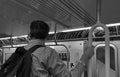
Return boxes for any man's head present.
[29,20,50,40]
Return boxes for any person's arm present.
[47,46,94,77]
[70,60,86,77]
[31,48,71,77]
[47,50,71,77]
[71,46,94,77]
[32,46,94,77]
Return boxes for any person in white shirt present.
[24,20,94,77]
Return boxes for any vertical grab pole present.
[88,23,110,77]
[54,23,58,45]
[53,23,70,69]
[46,44,70,69]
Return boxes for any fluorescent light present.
[2,44,28,47]
[0,37,10,40]
[49,32,55,34]
[12,35,28,39]
[61,27,91,32]
[0,32,54,40]
[106,23,120,26]
[0,23,120,40]
[61,22,120,32]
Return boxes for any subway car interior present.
[0,0,120,77]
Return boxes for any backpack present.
[0,45,44,77]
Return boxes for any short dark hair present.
[30,20,49,40]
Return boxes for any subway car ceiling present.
[0,0,120,40]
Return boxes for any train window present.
[0,40,3,46]
[69,32,75,39]
[57,33,62,39]
[108,26,117,35]
[65,32,72,39]
[62,33,67,39]
[2,40,11,45]
[117,25,120,35]
[72,31,79,38]
[71,31,78,39]
[12,37,27,44]
[56,33,60,39]
[47,34,54,40]
[59,32,65,39]
[84,30,89,38]
[81,30,89,38]
[76,30,83,38]
[65,32,70,39]
[61,32,66,39]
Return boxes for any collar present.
[24,39,45,50]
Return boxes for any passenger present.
[23,20,94,77]
[1,20,94,77]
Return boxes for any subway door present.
[92,43,118,77]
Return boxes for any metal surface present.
[94,44,119,77]
[46,44,70,69]
[88,23,110,77]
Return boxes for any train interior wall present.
[0,40,120,77]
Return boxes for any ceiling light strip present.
[0,23,120,40]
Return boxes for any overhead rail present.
[0,23,120,46]
[46,44,70,69]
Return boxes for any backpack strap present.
[16,45,45,77]
[15,45,45,56]
[27,45,45,53]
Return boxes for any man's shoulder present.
[41,46,57,55]
[32,46,57,57]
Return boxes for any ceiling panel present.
[0,0,120,37]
